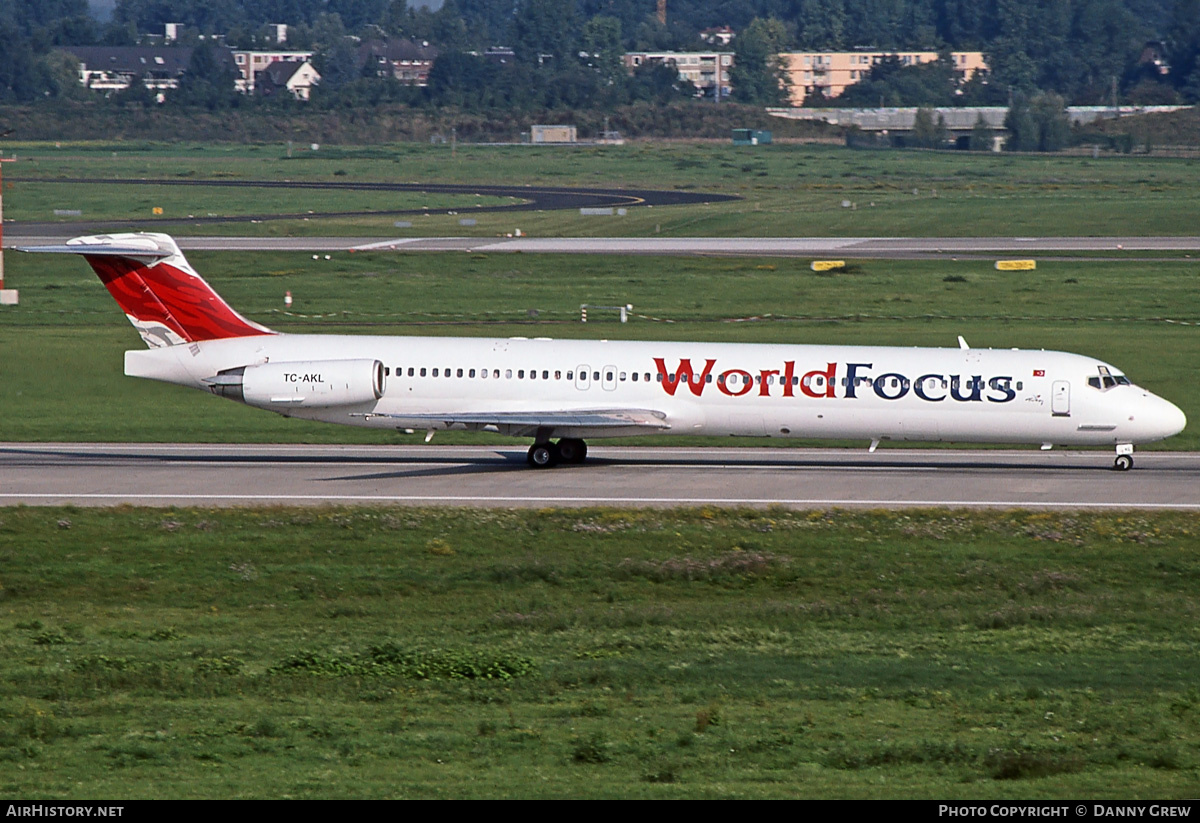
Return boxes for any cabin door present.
[1051,380,1071,416]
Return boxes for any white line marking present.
[2,494,1198,509]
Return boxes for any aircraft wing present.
[354,408,671,432]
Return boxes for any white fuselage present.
[124,332,1187,448]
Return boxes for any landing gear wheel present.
[1114,454,1133,472]
[527,443,559,468]
[556,438,588,464]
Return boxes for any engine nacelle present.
[210,359,385,409]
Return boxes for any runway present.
[12,234,1200,257]
[351,235,1200,257]
[3,443,1198,509]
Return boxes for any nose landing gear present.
[1113,444,1134,472]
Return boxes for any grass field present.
[2,505,1199,798]
[6,141,1200,238]
[2,142,1199,799]
[2,249,1197,449]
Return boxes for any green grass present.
[3,143,1200,799]
[7,141,1200,237]
[2,505,1199,798]
[11,181,514,225]
[2,250,1197,449]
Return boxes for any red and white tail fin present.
[20,233,274,348]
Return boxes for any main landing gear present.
[526,438,588,468]
[1113,444,1134,472]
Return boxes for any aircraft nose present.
[1147,394,1187,440]
[1162,398,1187,438]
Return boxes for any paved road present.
[3,443,1197,509]
[12,234,1200,257]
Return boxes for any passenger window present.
[518,370,525,379]
[632,372,638,382]
[419,368,426,377]
[457,368,463,378]
[593,372,600,381]
[567,371,574,380]
[493,370,500,379]
[555,370,561,380]
[432,368,439,377]
[505,369,512,379]
[407,367,414,377]
[469,369,475,378]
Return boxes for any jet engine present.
[206,359,385,408]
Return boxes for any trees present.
[730,17,790,106]
[513,0,580,65]
[908,106,948,148]
[969,112,994,151]
[1004,91,1070,152]
[171,40,238,108]
[1165,0,1200,101]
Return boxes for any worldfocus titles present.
[653,358,1018,404]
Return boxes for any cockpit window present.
[1088,366,1130,391]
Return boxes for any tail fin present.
[20,233,274,348]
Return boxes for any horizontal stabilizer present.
[18,242,174,263]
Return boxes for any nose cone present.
[1162,398,1188,439]
[1146,393,1187,442]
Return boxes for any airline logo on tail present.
[23,233,273,348]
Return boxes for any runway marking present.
[2,493,1198,509]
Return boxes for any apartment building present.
[779,51,987,106]
[623,51,735,99]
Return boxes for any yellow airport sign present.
[995,259,1036,271]
[811,260,846,272]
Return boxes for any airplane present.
[20,232,1186,471]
